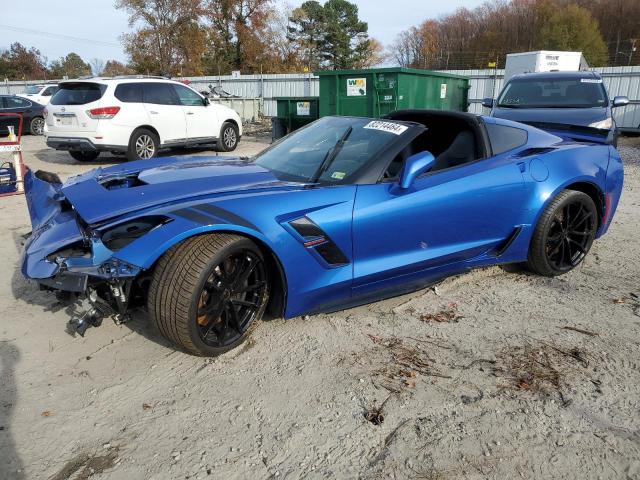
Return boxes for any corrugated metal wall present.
[180,73,319,117]
[2,67,639,129]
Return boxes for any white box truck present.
[504,51,588,82]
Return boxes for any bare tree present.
[90,58,105,76]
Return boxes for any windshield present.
[255,117,410,184]
[24,86,42,94]
[498,78,607,108]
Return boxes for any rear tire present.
[527,190,598,277]
[217,122,239,152]
[148,234,270,356]
[30,116,45,136]
[69,150,100,162]
[127,128,159,161]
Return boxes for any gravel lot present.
[1,135,639,480]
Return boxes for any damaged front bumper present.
[21,169,141,294]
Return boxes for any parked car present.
[21,111,623,356]
[44,76,243,162]
[17,83,59,105]
[0,95,45,136]
[483,71,629,146]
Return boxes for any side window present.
[485,123,528,155]
[6,97,30,108]
[114,83,143,103]
[42,87,56,96]
[142,83,180,105]
[173,84,204,106]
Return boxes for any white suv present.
[18,83,59,105]
[44,77,243,162]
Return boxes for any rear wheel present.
[217,122,239,152]
[148,234,270,356]
[69,150,100,162]
[30,116,45,136]
[127,128,159,161]
[527,190,598,276]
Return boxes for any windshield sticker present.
[581,78,602,83]
[331,171,346,180]
[363,120,408,135]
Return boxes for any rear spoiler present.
[521,121,611,144]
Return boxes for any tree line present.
[393,0,640,70]
[1,0,638,81]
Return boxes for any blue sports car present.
[21,110,623,356]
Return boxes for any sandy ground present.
[1,135,639,480]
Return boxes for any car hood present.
[491,107,608,127]
[58,156,303,225]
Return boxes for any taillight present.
[86,106,120,119]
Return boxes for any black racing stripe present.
[173,208,216,225]
[192,204,258,230]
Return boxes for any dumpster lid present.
[314,67,469,80]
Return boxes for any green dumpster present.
[272,97,320,140]
[315,67,470,118]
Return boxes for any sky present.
[0,0,487,65]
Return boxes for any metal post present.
[7,126,24,193]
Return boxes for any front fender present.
[112,218,271,270]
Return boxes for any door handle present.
[186,112,195,115]
[149,111,158,115]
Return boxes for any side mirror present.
[482,97,494,109]
[612,96,629,108]
[399,151,435,189]
[203,96,210,106]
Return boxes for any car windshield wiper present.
[310,126,353,183]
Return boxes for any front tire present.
[527,190,598,277]
[30,116,45,135]
[148,234,270,356]
[217,122,239,152]
[69,150,100,162]
[127,128,159,161]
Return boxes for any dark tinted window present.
[173,84,204,106]
[42,86,58,96]
[485,123,528,155]
[114,83,143,103]
[5,97,31,108]
[50,83,107,105]
[497,78,607,108]
[142,83,180,105]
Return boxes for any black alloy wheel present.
[195,250,267,348]
[528,190,598,276]
[148,234,270,356]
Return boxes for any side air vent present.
[289,217,349,267]
[289,217,325,238]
